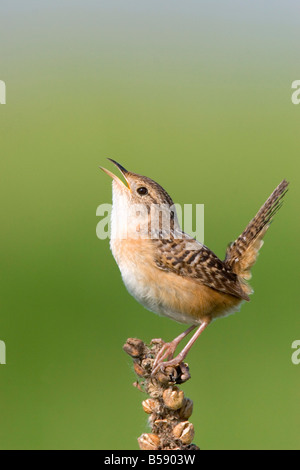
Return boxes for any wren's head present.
[101,159,177,240]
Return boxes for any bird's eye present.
[137,187,148,196]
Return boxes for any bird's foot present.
[152,341,177,372]
[152,354,182,376]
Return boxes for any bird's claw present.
[152,342,177,373]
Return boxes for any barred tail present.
[224,180,289,291]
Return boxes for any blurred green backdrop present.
[0,0,299,450]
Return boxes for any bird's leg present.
[152,320,211,376]
[152,325,196,372]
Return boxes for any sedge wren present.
[101,159,289,375]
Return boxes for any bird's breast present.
[110,238,242,324]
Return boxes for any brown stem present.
[123,338,200,451]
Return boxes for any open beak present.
[100,159,130,190]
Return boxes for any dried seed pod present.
[133,361,146,377]
[123,338,145,358]
[154,369,173,385]
[179,398,194,419]
[172,421,195,445]
[142,398,159,414]
[146,381,161,399]
[133,380,144,392]
[138,433,160,450]
[162,387,184,410]
[186,444,200,451]
[177,363,191,383]
[141,358,154,374]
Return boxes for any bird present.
[101,159,289,375]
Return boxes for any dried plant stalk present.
[123,338,200,451]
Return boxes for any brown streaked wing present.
[153,237,249,301]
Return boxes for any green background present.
[0,0,299,450]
